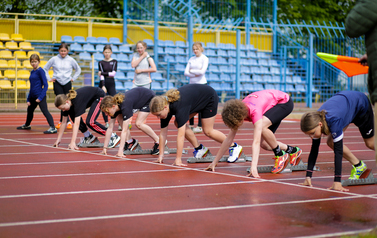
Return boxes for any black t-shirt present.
[63,86,105,118]
[161,84,218,128]
[112,87,156,121]
[98,59,117,77]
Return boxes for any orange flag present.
[317,52,368,77]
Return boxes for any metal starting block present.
[78,138,104,148]
[246,158,320,174]
[187,151,252,163]
[123,144,187,155]
[341,169,377,186]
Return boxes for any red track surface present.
[0,112,376,237]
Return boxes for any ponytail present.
[300,110,329,135]
[54,89,77,107]
[100,93,125,112]
[150,89,180,113]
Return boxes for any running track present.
[0,112,376,237]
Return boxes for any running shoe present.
[108,134,121,148]
[105,122,109,128]
[67,122,73,129]
[192,127,203,133]
[43,127,57,134]
[289,147,302,166]
[124,138,139,151]
[227,143,243,163]
[17,124,31,130]
[193,144,209,159]
[271,151,289,174]
[78,134,96,146]
[349,160,367,180]
[118,125,122,131]
[55,122,61,129]
[151,143,160,155]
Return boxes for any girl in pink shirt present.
[206,90,302,178]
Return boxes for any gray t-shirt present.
[132,53,151,86]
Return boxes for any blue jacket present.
[27,67,48,102]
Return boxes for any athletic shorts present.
[353,101,374,139]
[263,97,294,133]
[200,92,218,119]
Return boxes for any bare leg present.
[135,112,159,143]
[201,116,226,143]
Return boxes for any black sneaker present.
[17,124,31,130]
[78,134,96,146]
[124,138,139,151]
[151,143,159,155]
[43,127,57,134]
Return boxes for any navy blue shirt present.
[27,67,48,102]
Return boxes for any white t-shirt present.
[184,54,208,84]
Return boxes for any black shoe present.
[124,138,139,151]
[151,143,159,155]
[17,124,31,130]
[43,127,57,134]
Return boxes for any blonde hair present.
[100,93,125,112]
[222,99,248,130]
[136,41,147,49]
[150,89,180,113]
[193,42,204,52]
[54,90,77,107]
[300,110,330,135]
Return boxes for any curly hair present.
[54,90,77,107]
[100,93,125,112]
[150,88,180,113]
[221,99,248,130]
[300,110,329,135]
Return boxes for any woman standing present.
[131,41,157,89]
[184,42,209,133]
[44,43,81,129]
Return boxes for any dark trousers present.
[25,97,54,127]
[54,81,72,122]
[74,98,107,136]
[189,113,202,127]
[101,78,116,123]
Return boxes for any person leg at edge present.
[135,111,159,154]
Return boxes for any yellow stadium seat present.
[13,51,28,60]
[0,60,8,68]
[10,33,25,42]
[4,70,16,79]
[8,60,21,68]
[0,50,14,59]
[17,70,30,79]
[14,80,29,89]
[19,42,34,51]
[48,70,54,78]
[48,81,53,89]
[39,60,48,68]
[27,51,43,59]
[5,42,19,51]
[0,71,4,79]
[0,80,13,89]
[0,33,11,41]
[0,42,5,50]
[22,60,33,69]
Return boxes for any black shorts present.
[353,101,374,139]
[200,92,218,119]
[263,97,293,133]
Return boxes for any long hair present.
[221,99,248,130]
[300,110,330,135]
[100,93,125,112]
[150,89,180,113]
[54,90,77,107]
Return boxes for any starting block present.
[78,138,104,148]
[187,151,252,163]
[123,144,188,155]
[341,169,377,186]
[246,158,320,174]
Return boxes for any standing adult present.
[44,42,81,129]
[184,42,209,133]
[131,41,157,89]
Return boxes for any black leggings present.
[25,97,54,127]
[189,113,202,127]
[101,78,116,123]
[54,81,72,122]
[74,98,107,136]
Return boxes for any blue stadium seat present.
[250,67,261,74]
[115,81,125,90]
[165,40,175,47]
[209,82,222,91]
[252,75,263,83]
[228,58,236,65]
[119,45,132,54]
[174,48,186,55]
[74,36,86,44]
[151,72,165,82]
[240,74,251,82]
[217,43,227,50]
[270,67,281,75]
[270,60,279,67]
[117,54,130,62]
[296,84,306,93]
[61,35,74,44]
[222,82,234,92]
[241,66,251,74]
[209,57,219,65]
[143,39,154,47]
[254,83,265,91]
[282,84,296,93]
[114,72,127,81]
[109,37,122,45]
[206,42,217,49]
[79,52,91,61]
[228,66,236,73]
[151,82,163,91]
[219,66,231,74]
[175,41,188,48]
[164,55,175,63]
[97,37,108,44]
[127,72,135,81]
[83,44,96,53]
[111,45,120,54]
[239,51,247,58]
[226,43,236,50]
[208,73,220,82]
[165,47,175,55]
[264,84,276,90]
[220,74,232,82]
[157,40,166,47]
[95,44,105,52]
[246,51,257,58]
[93,53,104,61]
[86,37,97,44]
[271,75,281,83]
[217,50,227,57]
[263,75,273,82]
[260,67,271,75]
[227,51,236,58]
[292,75,305,84]
[256,52,268,59]
[158,47,165,55]
[175,56,187,64]
[118,62,130,71]
[206,49,217,57]
[124,81,133,90]
[241,83,253,92]
[217,58,228,65]
[208,65,219,73]
[70,43,83,53]
[174,64,185,72]
[259,59,269,67]
[89,61,99,70]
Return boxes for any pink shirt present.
[242,90,290,124]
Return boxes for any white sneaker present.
[118,125,122,131]
[105,122,109,128]
[193,144,209,159]
[108,134,120,148]
[227,143,243,163]
[192,127,203,133]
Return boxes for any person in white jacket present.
[43,43,81,129]
[184,42,209,133]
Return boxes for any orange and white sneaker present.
[271,151,289,174]
[289,147,302,166]
[67,122,73,129]
[55,122,61,129]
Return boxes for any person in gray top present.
[131,41,157,89]
[43,43,81,129]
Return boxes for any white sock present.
[126,139,133,143]
[83,131,91,137]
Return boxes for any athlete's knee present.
[365,138,375,150]
[135,121,143,129]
